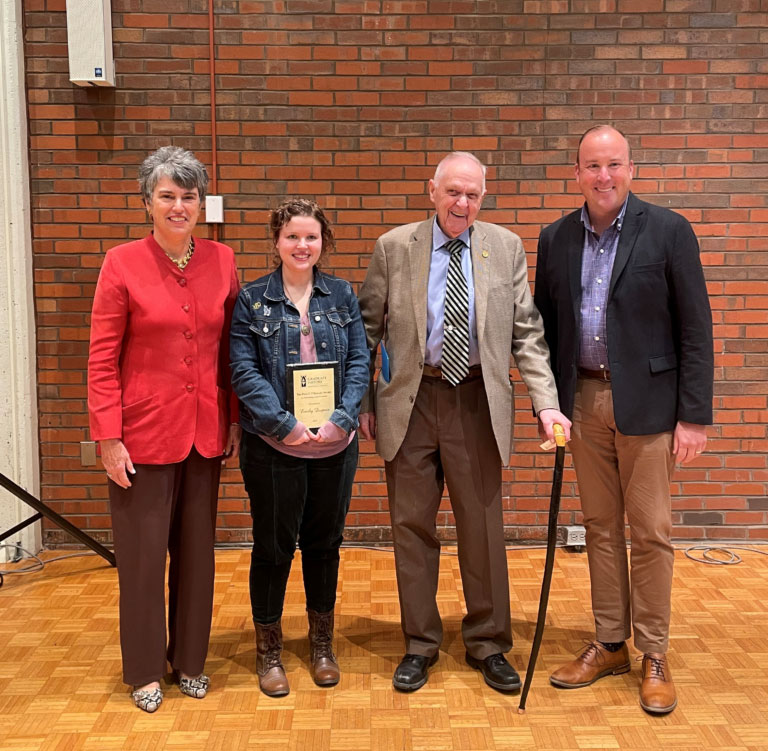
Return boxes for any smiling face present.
[276,215,323,276]
[575,127,634,233]
[429,156,486,239]
[145,175,200,245]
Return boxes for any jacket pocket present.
[633,261,665,273]
[649,353,678,373]
[250,319,281,338]
[121,394,160,437]
[122,393,158,416]
[326,309,352,327]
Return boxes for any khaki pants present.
[570,378,675,653]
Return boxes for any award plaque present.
[286,361,340,430]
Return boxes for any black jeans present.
[240,430,359,624]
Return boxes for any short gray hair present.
[138,146,208,203]
[433,151,487,191]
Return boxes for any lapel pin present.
[482,250,489,258]
[253,301,261,310]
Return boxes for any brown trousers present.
[109,447,221,686]
[384,374,512,660]
[569,378,675,653]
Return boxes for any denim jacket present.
[230,267,370,440]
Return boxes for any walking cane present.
[518,423,567,713]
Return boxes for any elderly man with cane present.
[358,151,570,693]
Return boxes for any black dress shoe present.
[466,652,521,692]
[392,653,438,691]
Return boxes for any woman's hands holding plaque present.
[313,420,346,444]
[282,419,347,446]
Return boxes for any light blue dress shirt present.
[578,198,628,370]
[425,219,480,368]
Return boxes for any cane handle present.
[553,423,566,448]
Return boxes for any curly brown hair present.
[269,198,335,268]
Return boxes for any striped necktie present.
[441,238,470,386]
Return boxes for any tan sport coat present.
[358,217,559,463]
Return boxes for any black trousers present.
[240,430,359,624]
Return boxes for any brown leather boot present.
[640,652,677,714]
[550,641,631,688]
[254,619,289,697]
[307,608,340,686]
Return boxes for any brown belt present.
[422,364,483,383]
[578,367,611,381]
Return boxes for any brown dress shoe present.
[307,608,340,686]
[550,641,631,688]
[254,619,289,697]
[640,652,677,714]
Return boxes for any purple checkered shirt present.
[579,199,628,370]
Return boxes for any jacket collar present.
[608,192,645,297]
[264,266,331,302]
[565,192,646,311]
[407,218,435,352]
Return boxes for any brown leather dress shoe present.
[639,652,677,714]
[550,641,631,688]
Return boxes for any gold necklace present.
[165,238,195,270]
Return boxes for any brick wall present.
[24,0,768,546]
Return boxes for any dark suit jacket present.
[534,192,713,436]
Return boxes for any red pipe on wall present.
[208,0,219,242]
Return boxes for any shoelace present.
[310,615,335,659]
[486,653,508,668]
[264,650,282,668]
[639,655,667,680]
[313,641,335,659]
[263,627,284,668]
[577,641,606,666]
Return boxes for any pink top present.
[261,312,355,458]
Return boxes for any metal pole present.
[0,471,116,567]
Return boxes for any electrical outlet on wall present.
[563,525,586,548]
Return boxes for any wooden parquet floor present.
[1,546,767,751]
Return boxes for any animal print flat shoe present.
[131,686,163,713]
[179,673,210,699]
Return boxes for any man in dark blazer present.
[534,125,713,715]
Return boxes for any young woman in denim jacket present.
[230,199,369,697]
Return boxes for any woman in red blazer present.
[87,146,240,713]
